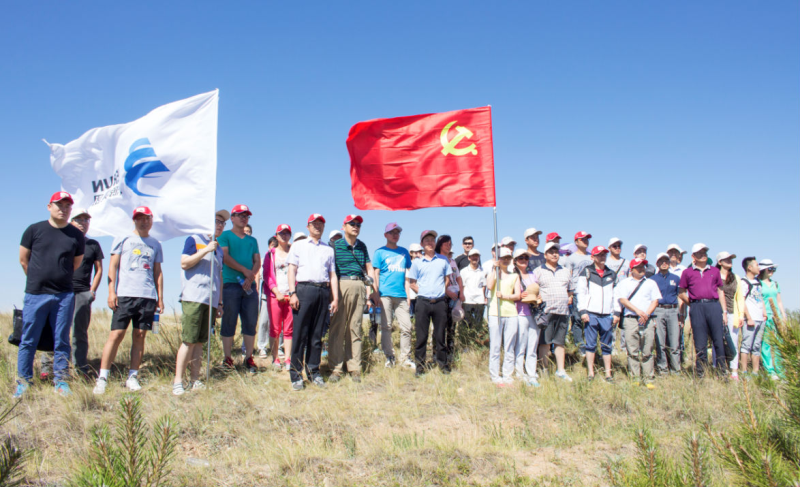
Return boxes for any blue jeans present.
[18,292,74,382]
[221,282,258,337]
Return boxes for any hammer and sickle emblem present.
[440,121,478,156]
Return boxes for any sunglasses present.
[347,221,361,228]
[516,256,530,261]
[464,242,474,246]
[609,244,621,249]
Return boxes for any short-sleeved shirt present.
[741,277,765,321]
[669,265,686,278]
[111,235,163,299]
[217,230,260,284]
[488,272,519,317]
[20,221,86,295]
[525,252,546,273]
[614,277,662,317]
[287,238,335,283]
[565,252,593,292]
[333,238,370,278]
[607,257,627,283]
[651,271,680,306]
[444,256,461,294]
[760,279,780,318]
[180,235,223,306]
[455,254,471,270]
[408,254,452,299]
[532,264,570,315]
[516,273,537,316]
[373,246,411,298]
[460,265,486,304]
[73,238,103,293]
[679,265,723,301]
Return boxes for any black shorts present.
[111,297,157,331]
[543,313,569,346]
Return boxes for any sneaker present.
[328,373,342,383]
[278,348,285,359]
[172,383,185,396]
[246,357,258,374]
[93,377,108,395]
[526,377,541,387]
[587,374,595,382]
[222,357,235,369]
[645,382,656,390]
[291,380,304,391]
[12,381,30,399]
[312,376,326,388]
[402,359,416,369]
[258,349,268,359]
[126,376,142,391]
[730,372,739,381]
[604,376,614,384]
[415,371,424,379]
[384,358,395,368]
[54,381,71,397]
[191,380,206,391]
[351,373,362,383]
[555,371,573,382]
[283,361,291,372]
[770,374,780,381]
[272,360,282,371]
[372,347,381,354]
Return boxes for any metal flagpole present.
[493,206,501,316]
[206,235,215,382]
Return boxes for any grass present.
[0,310,754,486]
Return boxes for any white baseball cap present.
[667,244,686,254]
[544,242,560,252]
[384,222,402,233]
[608,237,622,247]
[501,236,516,246]
[655,252,670,263]
[758,259,776,271]
[328,230,342,240]
[691,243,709,254]
[408,243,423,252]
[293,232,308,242]
[512,249,528,260]
[71,208,91,219]
[633,244,647,254]
[715,251,736,262]
[468,248,481,256]
[523,228,542,239]
[499,248,513,258]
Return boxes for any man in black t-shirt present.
[40,208,104,379]
[455,236,474,270]
[15,191,85,398]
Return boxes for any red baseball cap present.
[591,246,608,256]
[231,204,252,216]
[546,232,561,242]
[574,231,592,240]
[343,214,363,224]
[276,224,291,234]
[307,213,326,224]
[49,191,74,204]
[132,206,153,218]
[630,258,648,269]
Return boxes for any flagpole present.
[493,206,500,320]
[206,235,215,382]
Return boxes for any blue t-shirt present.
[373,246,412,298]
[651,271,680,305]
[408,254,452,299]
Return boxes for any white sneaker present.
[402,360,416,369]
[258,349,268,359]
[172,383,185,396]
[384,358,395,368]
[93,377,108,395]
[555,370,573,383]
[126,376,142,391]
[191,380,206,390]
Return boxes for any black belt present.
[339,276,363,281]
[658,304,679,309]
[298,281,329,288]
[690,298,718,304]
[417,296,446,304]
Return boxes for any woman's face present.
[441,240,452,254]
[720,257,733,270]
[514,256,529,270]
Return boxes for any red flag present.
[347,107,495,211]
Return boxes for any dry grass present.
[0,311,751,486]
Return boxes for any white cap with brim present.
[544,242,560,252]
[655,252,670,263]
[293,232,308,242]
[668,244,686,254]
[328,230,342,240]
[758,259,776,271]
[409,243,423,252]
[691,243,709,254]
[633,244,647,254]
[523,228,542,239]
[715,251,736,262]
[501,236,516,246]
[608,237,622,247]
[216,209,230,222]
[71,208,91,219]
[499,248,513,258]
[512,249,528,260]
[468,248,481,256]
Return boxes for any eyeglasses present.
[215,220,225,226]
[347,222,361,228]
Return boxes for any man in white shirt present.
[460,248,487,332]
[667,244,687,277]
[614,258,662,388]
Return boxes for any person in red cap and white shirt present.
[614,258,661,388]
[262,223,295,371]
[217,204,261,373]
[15,191,85,398]
[286,214,338,390]
[329,214,375,383]
[565,231,593,356]
[94,206,164,394]
[576,246,618,382]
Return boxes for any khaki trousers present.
[623,316,656,381]
[380,296,412,363]
[329,279,365,375]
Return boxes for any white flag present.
[48,90,218,242]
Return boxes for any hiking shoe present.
[258,348,268,359]
[126,376,142,391]
[402,359,416,369]
[12,381,30,399]
[328,373,342,383]
[246,357,258,374]
[555,370,573,382]
[291,380,304,391]
[312,376,326,388]
[191,380,206,391]
[222,357,235,369]
[172,383,185,396]
[93,377,108,395]
[645,382,656,390]
[527,377,541,387]
[384,358,395,368]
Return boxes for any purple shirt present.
[678,264,723,300]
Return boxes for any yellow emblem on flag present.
[440,121,477,156]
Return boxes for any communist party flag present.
[347,107,495,211]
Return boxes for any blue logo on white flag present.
[124,138,170,197]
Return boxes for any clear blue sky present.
[2,2,798,311]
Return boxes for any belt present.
[297,281,330,288]
[658,304,679,309]
[417,296,446,304]
[339,276,363,281]
[690,298,718,304]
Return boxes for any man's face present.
[330,235,342,243]
[526,234,539,249]
[48,200,72,222]
[462,239,474,253]
[133,214,153,233]
[631,265,646,279]
[345,220,361,237]
[747,260,759,275]
[422,235,436,252]
[469,254,480,265]
[545,248,560,265]
[692,249,708,267]
[658,258,670,271]
[231,212,249,230]
[592,252,607,267]
[575,237,590,251]
[214,217,226,238]
[277,229,291,244]
[505,243,516,252]
[634,249,647,260]
[668,249,682,265]
[609,242,622,258]
[307,220,325,239]
[385,229,401,245]
[71,214,90,235]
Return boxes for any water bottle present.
[237,276,254,295]
[152,312,160,334]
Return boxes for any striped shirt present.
[532,263,571,315]
[333,238,371,278]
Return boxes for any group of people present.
[13,191,788,397]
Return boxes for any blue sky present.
[2,2,798,311]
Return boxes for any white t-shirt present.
[614,277,662,317]
[742,277,765,323]
[460,265,487,304]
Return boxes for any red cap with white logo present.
[630,258,648,269]
[591,246,608,256]
[276,224,291,234]
[49,191,74,204]
[546,232,561,242]
[132,206,153,218]
[574,231,592,240]
[343,214,363,224]
[307,213,326,224]
[231,204,252,216]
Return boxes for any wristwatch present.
[288,291,296,297]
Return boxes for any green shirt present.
[217,230,260,284]
[333,238,370,278]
